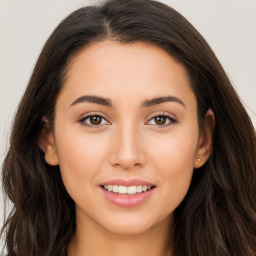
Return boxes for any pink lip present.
[100,179,156,208]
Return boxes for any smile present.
[103,185,153,195]
[100,180,156,208]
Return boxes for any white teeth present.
[128,186,136,194]
[118,186,128,194]
[136,185,142,193]
[103,185,153,194]
[142,186,147,192]
[113,185,119,193]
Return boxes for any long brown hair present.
[1,0,256,255]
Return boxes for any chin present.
[105,223,153,236]
[99,213,170,236]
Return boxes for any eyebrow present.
[70,95,185,108]
[142,96,185,108]
[70,95,112,107]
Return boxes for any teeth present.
[113,185,118,193]
[103,185,153,195]
[128,186,136,194]
[119,186,128,194]
[136,185,142,193]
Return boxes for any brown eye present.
[154,116,167,125]
[146,114,177,127]
[79,115,110,127]
[90,116,102,125]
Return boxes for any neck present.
[68,212,173,256]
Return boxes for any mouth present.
[101,184,155,195]
[100,180,156,207]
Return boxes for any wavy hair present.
[1,0,256,255]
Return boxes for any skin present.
[41,40,214,256]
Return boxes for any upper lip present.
[100,179,155,187]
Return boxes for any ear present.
[194,109,215,169]
[39,117,59,166]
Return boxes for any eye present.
[146,114,177,127]
[79,115,110,127]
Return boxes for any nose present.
[109,123,146,170]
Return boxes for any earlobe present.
[194,109,215,169]
[39,118,59,166]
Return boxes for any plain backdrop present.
[0,0,255,250]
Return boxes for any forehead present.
[59,40,196,108]
[66,40,187,79]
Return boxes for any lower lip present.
[101,187,155,208]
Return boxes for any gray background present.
[1,0,255,250]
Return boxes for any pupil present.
[90,116,102,125]
[155,116,166,125]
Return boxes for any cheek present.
[157,136,196,173]
[53,125,109,192]
[151,126,198,169]
[148,127,199,209]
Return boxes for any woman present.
[1,0,255,255]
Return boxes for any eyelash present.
[146,113,177,127]
[78,113,177,128]
[79,113,111,127]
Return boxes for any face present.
[42,40,213,236]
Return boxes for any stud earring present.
[198,158,201,162]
